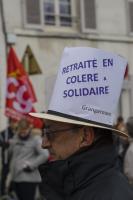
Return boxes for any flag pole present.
[0,0,11,128]
[0,0,8,57]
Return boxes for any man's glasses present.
[42,125,83,141]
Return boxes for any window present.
[128,1,133,33]
[44,0,72,26]
[59,0,72,26]
[80,0,97,33]
[24,0,73,28]
[25,0,41,25]
[43,0,55,25]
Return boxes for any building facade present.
[0,0,133,129]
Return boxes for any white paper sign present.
[49,47,127,125]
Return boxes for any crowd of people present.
[0,115,133,200]
[114,116,133,183]
[0,47,133,200]
[0,118,49,200]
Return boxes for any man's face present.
[42,121,84,161]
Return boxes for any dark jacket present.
[39,144,133,200]
[0,127,14,165]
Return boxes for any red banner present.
[5,47,43,128]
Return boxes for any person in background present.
[0,118,17,196]
[124,117,133,185]
[9,118,49,200]
[114,116,129,172]
[31,126,48,200]
[115,116,127,132]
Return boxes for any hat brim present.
[29,112,128,138]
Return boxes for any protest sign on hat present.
[30,47,128,137]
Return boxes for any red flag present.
[5,47,43,128]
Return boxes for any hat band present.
[47,110,113,130]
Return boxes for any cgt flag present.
[5,47,43,128]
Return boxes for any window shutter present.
[80,0,96,32]
[129,1,133,33]
[26,0,41,24]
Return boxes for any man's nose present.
[42,135,51,149]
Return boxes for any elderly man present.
[30,47,133,200]
[124,117,133,184]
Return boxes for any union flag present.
[5,47,43,128]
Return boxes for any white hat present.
[30,47,128,137]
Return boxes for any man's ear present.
[79,127,95,148]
